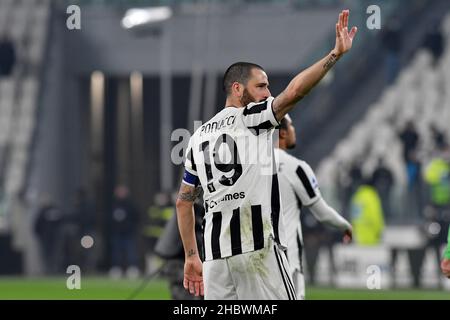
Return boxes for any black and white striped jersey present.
[275,148,321,272]
[183,97,287,261]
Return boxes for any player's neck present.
[225,97,243,108]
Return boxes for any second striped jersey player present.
[275,115,352,300]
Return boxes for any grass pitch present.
[0,277,449,300]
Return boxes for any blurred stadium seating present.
[317,13,450,220]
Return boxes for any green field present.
[0,277,171,300]
[0,277,449,300]
[306,287,450,300]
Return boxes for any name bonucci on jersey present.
[183,97,288,261]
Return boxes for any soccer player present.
[176,10,357,299]
[275,115,352,299]
[441,224,450,278]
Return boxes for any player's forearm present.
[287,50,341,98]
[309,197,351,231]
[176,200,200,259]
[273,50,341,121]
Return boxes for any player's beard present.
[240,88,259,106]
[287,142,296,150]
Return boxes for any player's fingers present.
[194,281,200,297]
[200,281,204,296]
[189,281,195,294]
[349,26,358,40]
[342,26,349,38]
[343,10,349,29]
[336,24,342,38]
[183,278,188,290]
[338,12,343,29]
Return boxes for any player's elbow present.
[176,197,191,211]
[175,198,185,211]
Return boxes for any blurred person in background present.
[0,33,16,77]
[423,143,450,217]
[350,174,385,246]
[65,188,98,273]
[109,185,140,279]
[275,115,352,299]
[34,194,64,275]
[399,121,420,187]
[399,121,423,217]
[430,124,447,150]
[372,158,394,219]
[339,158,363,218]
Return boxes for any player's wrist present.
[330,49,343,60]
[185,248,199,260]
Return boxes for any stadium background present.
[0,0,450,299]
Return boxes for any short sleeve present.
[182,137,199,186]
[291,161,321,207]
[242,97,279,134]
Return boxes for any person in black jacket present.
[34,195,63,275]
[64,188,97,273]
[109,185,140,279]
[154,202,204,300]
[372,158,394,219]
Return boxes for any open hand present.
[184,257,204,296]
[334,10,358,56]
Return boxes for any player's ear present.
[279,128,287,139]
[231,82,243,97]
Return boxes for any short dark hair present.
[222,62,264,95]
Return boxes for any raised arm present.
[272,9,358,121]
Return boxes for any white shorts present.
[292,269,305,300]
[203,237,296,300]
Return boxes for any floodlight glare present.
[121,7,172,29]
